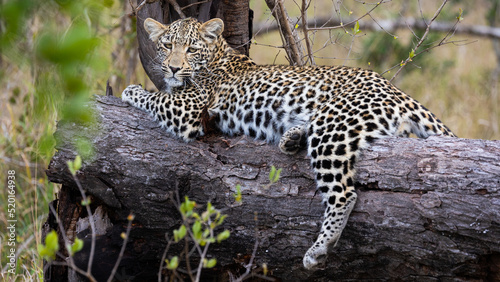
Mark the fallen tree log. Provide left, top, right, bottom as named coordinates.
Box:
left=44, top=94, right=500, bottom=281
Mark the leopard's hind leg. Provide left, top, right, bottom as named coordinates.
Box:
left=302, top=98, right=371, bottom=269
left=302, top=84, right=456, bottom=269
left=302, top=88, right=393, bottom=269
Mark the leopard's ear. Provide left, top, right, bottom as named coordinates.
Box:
left=144, top=18, right=167, bottom=43
left=199, top=18, right=224, bottom=44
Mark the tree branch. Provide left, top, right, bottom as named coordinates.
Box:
left=300, top=0, right=314, bottom=65
left=264, top=0, right=304, bottom=66
left=254, top=17, right=500, bottom=40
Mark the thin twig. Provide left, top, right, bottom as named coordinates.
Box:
left=48, top=204, right=97, bottom=282
left=306, top=2, right=384, bottom=31
left=167, top=0, right=187, bottom=19
left=71, top=173, right=97, bottom=278
left=343, top=32, right=357, bottom=66
left=184, top=234, right=195, bottom=281
left=381, top=39, right=472, bottom=76
left=194, top=227, right=212, bottom=282
left=254, top=17, right=500, bottom=40
left=301, top=0, right=315, bottom=65
left=107, top=215, right=134, bottom=282
left=389, top=0, right=449, bottom=81
left=158, top=235, right=173, bottom=282
left=180, top=0, right=210, bottom=11
left=233, top=238, right=260, bottom=282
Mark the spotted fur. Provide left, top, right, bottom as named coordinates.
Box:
left=122, top=17, right=456, bottom=269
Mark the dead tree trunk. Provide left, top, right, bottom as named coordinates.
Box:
left=43, top=95, right=500, bottom=281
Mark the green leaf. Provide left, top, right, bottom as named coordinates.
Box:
left=203, top=228, right=211, bottom=238
left=166, top=256, right=179, bottom=270
left=273, top=168, right=282, bottom=183
left=68, top=238, right=84, bottom=256
left=173, top=225, right=186, bottom=242
left=73, top=155, right=82, bottom=171
left=180, top=196, right=196, bottom=217
left=81, top=198, right=91, bottom=206
left=202, top=202, right=215, bottom=221
left=269, top=166, right=276, bottom=182
left=269, top=166, right=282, bottom=184
left=351, top=21, right=361, bottom=35
left=45, top=230, right=59, bottom=251
left=217, top=214, right=227, bottom=226
left=409, top=49, right=415, bottom=59
left=74, top=137, right=94, bottom=160
left=206, top=202, right=214, bottom=213
left=38, top=230, right=59, bottom=261
left=103, top=0, right=114, bottom=8
left=66, top=155, right=82, bottom=176
left=66, top=160, right=75, bottom=176
left=457, top=8, right=464, bottom=21
left=233, top=184, right=242, bottom=202
left=203, top=258, right=217, bottom=268
left=192, top=221, right=202, bottom=240
left=216, top=230, right=230, bottom=243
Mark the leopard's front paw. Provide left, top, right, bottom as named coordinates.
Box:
left=303, top=243, right=328, bottom=270
left=121, top=84, right=144, bottom=104
left=279, top=125, right=307, bottom=155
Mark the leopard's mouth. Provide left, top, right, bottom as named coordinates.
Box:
left=164, top=76, right=184, bottom=88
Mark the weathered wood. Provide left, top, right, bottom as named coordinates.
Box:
left=44, top=95, right=500, bottom=281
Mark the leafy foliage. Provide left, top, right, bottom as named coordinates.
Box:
left=37, top=230, right=59, bottom=261
left=163, top=196, right=231, bottom=280
left=0, top=0, right=115, bottom=278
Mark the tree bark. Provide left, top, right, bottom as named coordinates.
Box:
left=136, top=0, right=251, bottom=91
left=264, top=0, right=304, bottom=66
left=43, top=95, right=500, bottom=281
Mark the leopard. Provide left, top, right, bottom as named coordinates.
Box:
left=121, top=17, right=456, bottom=270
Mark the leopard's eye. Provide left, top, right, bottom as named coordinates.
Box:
left=163, top=43, right=173, bottom=49
left=187, top=47, right=198, bottom=53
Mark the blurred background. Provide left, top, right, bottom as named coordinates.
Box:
left=0, top=0, right=498, bottom=279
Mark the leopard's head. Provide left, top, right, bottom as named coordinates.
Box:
left=144, top=17, right=224, bottom=90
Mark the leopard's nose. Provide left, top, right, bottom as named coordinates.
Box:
left=169, top=66, right=181, bottom=74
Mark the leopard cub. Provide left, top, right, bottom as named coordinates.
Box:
left=122, top=17, right=455, bottom=269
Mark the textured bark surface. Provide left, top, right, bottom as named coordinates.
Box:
left=44, top=95, right=500, bottom=281
left=219, top=0, right=251, bottom=56
left=136, top=0, right=167, bottom=91
left=136, top=0, right=251, bottom=91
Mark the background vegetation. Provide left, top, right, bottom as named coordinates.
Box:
left=0, top=0, right=498, bottom=280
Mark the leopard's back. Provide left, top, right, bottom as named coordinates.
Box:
left=207, top=63, right=454, bottom=144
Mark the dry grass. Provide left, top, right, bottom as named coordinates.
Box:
left=1, top=62, right=54, bottom=280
